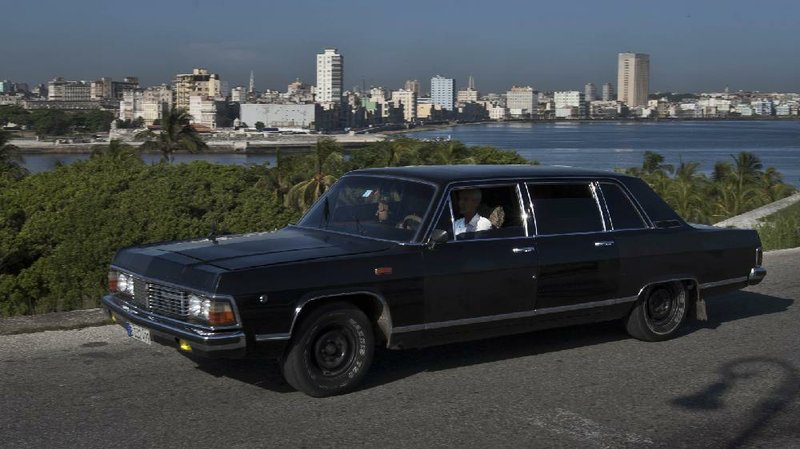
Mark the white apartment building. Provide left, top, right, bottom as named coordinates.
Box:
left=584, top=83, right=597, bottom=102
left=776, top=103, right=798, bottom=116
left=506, top=86, right=538, bottom=118
left=48, top=78, right=92, bottom=102
left=189, top=95, right=219, bottom=129
left=316, top=48, right=343, bottom=105
left=431, top=75, right=455, bottom=111
left=119, top=90, right=144, bottom=122
left=554, top=91, right=586, bottom=118
left=617, top=53, right=649, bottom=107
left=489, top=105, right=508, bottom=120
left=391, top=89, right=417, bottom=122
left=457, top=88, right=479, bottom=104
left=142, top=85, right=172, bottom=125
left=240, top=103, right=318, bottom=129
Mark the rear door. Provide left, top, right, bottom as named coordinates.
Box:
left=527, top=181, right=620, bottom=309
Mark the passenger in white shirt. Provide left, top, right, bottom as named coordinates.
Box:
left=453, top=189, right=492, bottom=236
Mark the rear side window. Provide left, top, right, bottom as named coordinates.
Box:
left=600, top=183, right=647, bottom=230
left=528, top=183, right=604, bottom=235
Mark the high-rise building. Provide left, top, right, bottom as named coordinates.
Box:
left=617, top=53, right=649, bottom=107
left=404, top=80, right=420, bottom=96
left=506, top=86, right=538, bottom=117
left=174, top=68, right=221, bottom=110
left=602, top=82, right=614, bottom=101
left=584, top=83, right=597, bottom=102
left=390, top=89, right=417, bottom=122
left=431, top=75, right=455, bottom=111
left=316, top=48, right=343, bottom=105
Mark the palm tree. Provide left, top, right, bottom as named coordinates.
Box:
left=386, top=138, right=419, bottom=167
left=255, top=148, right=293, bottom=204
left=137, top=106, right=207, bottom=163
left=666, top=161, right=709, bottom=223
left=641, top=151, right=674, bottom=176
left=0, top=130, right=28, bottom=179
left=90, top=139, right=141, bottom=163
left=758, top=167, right=796, bottom=202
left=730, top=152, right=763, bottom=194
left=285, top=138, right=342, bottom=210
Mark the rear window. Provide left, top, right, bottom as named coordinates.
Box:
left=528, top=183, right=604, bottom=235
left=600, top=183, right=647, bottom=230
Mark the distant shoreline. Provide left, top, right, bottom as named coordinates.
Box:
left=11, top=116, right=800, bottom=154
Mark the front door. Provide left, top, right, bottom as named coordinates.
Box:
left=423, top=183, right=537, bottom=326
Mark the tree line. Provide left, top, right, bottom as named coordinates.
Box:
left=0, top=105, right=115, bottom=136
left=0, top=108, right=796, bottom=316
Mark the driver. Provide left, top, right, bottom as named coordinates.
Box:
left=453, top=189, right=492, bottom=235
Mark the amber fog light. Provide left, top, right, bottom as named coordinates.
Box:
left=208, top=301, right=236, bottom=326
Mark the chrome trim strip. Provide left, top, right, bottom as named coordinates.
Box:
left=700, top=276, right=748, bottom=289
left=254, top=333, right=291, bottom=342
left=392, top=295, right=638, bottom=334
left=589, top=182, right=608, bottom=232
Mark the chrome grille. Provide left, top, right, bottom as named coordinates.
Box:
left=130, top=277, right=190, bottom=319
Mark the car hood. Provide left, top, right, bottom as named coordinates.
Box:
left=112, top=227, right=394, bottom=290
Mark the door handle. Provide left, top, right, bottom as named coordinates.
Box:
left=594, top=240, right=615, bottom=247
left=512, top=247, right=536, bottom=254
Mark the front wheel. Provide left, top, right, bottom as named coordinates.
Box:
left=281, top=302, right=374, bottom=397
left=625, top=281, right=689, bottom=342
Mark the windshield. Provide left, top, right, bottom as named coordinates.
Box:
left=298, top=175, right=436, bottom=242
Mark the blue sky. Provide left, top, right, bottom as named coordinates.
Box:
left=2, top=0, right=798, bottom=93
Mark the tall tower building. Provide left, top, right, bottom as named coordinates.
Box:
left=431, top=75, right=456, bottom=111
left=602, top=82, right=614, bottom=101
left=316, top=48, right=343, bottom=104
left=248, top=70, right=255, bottom=94
left=617, top=52, right=649, bottom=107
left=404, top=80, right=420, bottom=96
left=584, top=83, right=597, bottom=102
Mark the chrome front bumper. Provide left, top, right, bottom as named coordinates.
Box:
left=102, top=294, right=247, bottom=356
left=748, top=266, right=767, bottom=286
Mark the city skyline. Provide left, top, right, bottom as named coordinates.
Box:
left=1, top=0, right=798, bottom=93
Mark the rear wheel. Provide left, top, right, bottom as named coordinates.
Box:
left=281, top=302, right=374, bottom=397
left=626, top=282, right=688, bottom=342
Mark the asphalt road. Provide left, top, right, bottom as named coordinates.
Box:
left=2, top=249, right=799, bottom=449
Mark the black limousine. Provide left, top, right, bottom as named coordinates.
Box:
left=103, top=165, right=766, bottom=396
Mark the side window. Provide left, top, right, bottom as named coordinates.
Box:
left=431, top=202, right=455, bottom=242
left=528, top=183, right=604, bottom=235
left=600, top=183, right=647, bottom=230
left=451, top=185, right=525, bottom=240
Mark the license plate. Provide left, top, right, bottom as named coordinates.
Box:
left=127, top=323, right=152, bottom=345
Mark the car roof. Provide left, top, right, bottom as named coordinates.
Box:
left=348, top=165, right=633, bottom=186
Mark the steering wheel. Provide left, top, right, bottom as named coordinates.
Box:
left=397, top=214, right=423, bottom=230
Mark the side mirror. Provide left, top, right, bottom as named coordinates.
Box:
left=427, top=229, right=449, bottom=249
